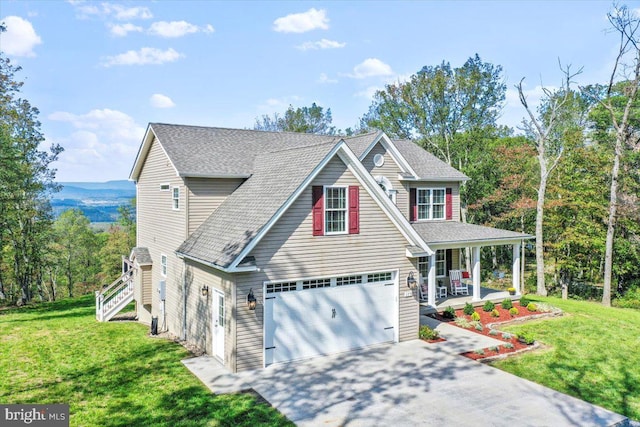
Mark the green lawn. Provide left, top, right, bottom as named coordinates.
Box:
left=492, top=297, right=640, bottom=421
left=0, top=295, right=293, bottom=427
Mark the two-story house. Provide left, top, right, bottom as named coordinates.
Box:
left=97, top=123, right=530, bottom=373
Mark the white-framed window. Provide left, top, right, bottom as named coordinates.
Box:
left=172, top=187, right=180, bottom=210
left=417, top=188, right=445, bottom=220
left=436, top=250, right=446, bottom=277
left=161, top=254, right=167, bottom=277
left=325, top=186, right=347, bottom=234
left=160, top=183, right=170, bottom=191
left=418, top=250, right=447, bottom=279
left=375, top=176, right=397, bottom=204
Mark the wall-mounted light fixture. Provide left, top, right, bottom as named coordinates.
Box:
left=201, top=285, right=209, bottom=297
left=407, top=272, right=417, bottom=289
left=247, top=288, right=257, bottom=310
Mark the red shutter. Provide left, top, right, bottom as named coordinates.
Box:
left=446, top=187, right=452, bottom=220
left=348, top=186, right=359, bottom=234
left=312, top=186, right=324, bottom=236
left=409, top=188, right=417, bottom=222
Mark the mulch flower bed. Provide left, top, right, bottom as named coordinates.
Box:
left=429, top=302, right=553, bottom=361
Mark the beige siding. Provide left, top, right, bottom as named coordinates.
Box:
left=362, top=143, right=409, bottom=216
left=186, top=178, right=244, bottom=234
left=136, top=137, right=187, bottom=336
left=141, top=265, right=152, bottom=305
left=235, top=156, right=418, bottom=372
left=183, top=260, right=235, bottom=365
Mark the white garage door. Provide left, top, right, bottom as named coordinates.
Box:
left=264, top=272, right=397, bottom=366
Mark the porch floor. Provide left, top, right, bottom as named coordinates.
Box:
left=420, top=285, right=518, bottom=314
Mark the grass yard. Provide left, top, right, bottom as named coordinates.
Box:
left=491, top=297, right=640, bottom=421
left=0, top=295, right=293, bottom=427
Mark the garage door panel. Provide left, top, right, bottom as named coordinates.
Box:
left=265, top=279, right=396, bottom=365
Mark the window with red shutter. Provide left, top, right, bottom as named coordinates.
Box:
left=409, top=188, right=417, bottom=222
left=348, top=186, right=359, bottom=234
left=312, top=186, right=324, bottom=236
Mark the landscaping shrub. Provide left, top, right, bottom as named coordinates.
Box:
left=501, top=299, right=513, bottom=310
left=527, top=303, right=538, bottom=312
left=454, top=316, right=472, bottom=328
left=503, top=342, right=514, bottom=349
left=489, top=346, right=499, bottom=352
left=442, top=306, right=456, bottom=319
left=613, top=286, right=640, bottom=310
left=509, top=307, right=519, bottom=316
left=474, top=349, right=485, bottom=355
left=517, top=331, right=535, bottom=345
left=463, top=302, right=475, bottom=315
left=482, top=300, right=495, bottom=312
left=474, top=322, right=483, bottom=331
left=471, top=311, right=481, bottom=321
left=490, top=308, right=500, bottom=318
left=419, top=325, right=440, bottom=341
left=489, top=329, right=499, bottom=336
left=535, top=303, right=556, bottom=313
left=519, top=296, right=531, bottom=307
left=502, top=332, right=512, bottom=340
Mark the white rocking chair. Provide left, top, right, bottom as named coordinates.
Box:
left=449, top=270, right=470, bottom=295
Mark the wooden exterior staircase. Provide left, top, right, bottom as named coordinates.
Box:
left=96, top=258, right=135, bottom=322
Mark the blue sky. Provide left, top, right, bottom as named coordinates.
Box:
left=1, top=0, right=638, bottom=182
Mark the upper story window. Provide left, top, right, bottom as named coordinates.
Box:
left=375, top=176, right=397, bottom=204
left=172, top=187, right=180, bottom=210
left=325, top=186, right=347, bottom=234
left=312, top=185, right=359, bottom=236
left=160, top=184, right=170, bottom=191
left=161, top=254, right=167, bottom=277
left=417, top=188, right=445, bottom=220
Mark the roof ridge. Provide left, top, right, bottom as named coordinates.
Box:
left=150, top=122, right=344, bottom=138
left=261, top=138, right=341, bottom=155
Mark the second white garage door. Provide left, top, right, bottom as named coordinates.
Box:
left=264, top=272, right=397, bottom=366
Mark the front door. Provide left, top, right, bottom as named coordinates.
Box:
left=212, top=290, right=225, bottom=361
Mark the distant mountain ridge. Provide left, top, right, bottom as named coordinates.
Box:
left=52, top=180, right=136, bottom=223
left=54, top=180, right=136, bottom=199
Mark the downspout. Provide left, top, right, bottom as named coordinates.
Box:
left=182, top=264, right=187, bottom=341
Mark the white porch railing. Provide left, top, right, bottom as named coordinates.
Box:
left=96, top=258, right=135, bottom=322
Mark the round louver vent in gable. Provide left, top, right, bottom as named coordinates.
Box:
left=373, top=153, right=385, bottom=167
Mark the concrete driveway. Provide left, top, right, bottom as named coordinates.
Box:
left=183, top=340, right=627, bottom=426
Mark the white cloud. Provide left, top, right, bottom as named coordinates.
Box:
left=105, top=4, right=152, bottom=20
left=150, top=94, right=175, bottom=108
left=48, top=108, right=145, bottom=181
left=258, top=95, right=301, bottom=112
left=0, top=16, right=42, bottom=57
left=101, top=47, right=183, bottom=67
left=355, top=86, right=383, bottom=99
left=297, top=38, right=345, bottom=51
left=108, top=23, right=143, bottom=37
left=148, top=20, right=214, bottom=38
left=349, top=58, right=394, bottom=79
left=318, top=73, right=338, bottom=84
left=273, top=8, right=328, bottom=33
left=70, top=1, right=152, bottom=20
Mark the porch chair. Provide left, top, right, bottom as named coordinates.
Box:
left=418, top=282, right=428, bottom=302
left=449, top=270, right=470, bottom=296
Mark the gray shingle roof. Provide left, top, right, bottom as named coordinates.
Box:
left=150, top=123, right=378, bottom=177
left=176, top=140, right=339, bottom=268
left=393, top=140, right=469, bottom=181
left=131, top=247, right=152, bottom=265
left=412, top=221, right=532, bottom=245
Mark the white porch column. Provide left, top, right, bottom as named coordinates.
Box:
left=428, top=253, right=436, bottom=307
left=513, top=242, right=522, bottom=295
left=472, top=246, right=481, bottom=301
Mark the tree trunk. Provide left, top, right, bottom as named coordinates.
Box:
left=602, top=135, right=622, bottom=307
left=536, top=173, right=548, bottom=296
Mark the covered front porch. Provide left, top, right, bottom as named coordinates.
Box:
left=409, top=221, right=533, bottom=311
left=420, top=285, right=515, bottom=314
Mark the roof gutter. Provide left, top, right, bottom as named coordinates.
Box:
left=175, top=251, right=259, bottom=273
